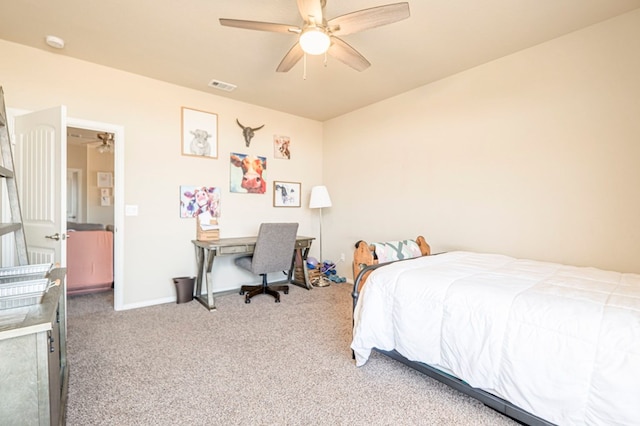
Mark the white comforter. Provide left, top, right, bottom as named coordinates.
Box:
left=351, top=252, right=640, bottom=425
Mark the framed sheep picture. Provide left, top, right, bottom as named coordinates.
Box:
left=181, top=107, right=218, bottom=158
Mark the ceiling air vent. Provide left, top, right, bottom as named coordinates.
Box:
left=208, top=79, right=237, bottom=92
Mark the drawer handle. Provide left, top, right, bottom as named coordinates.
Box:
left=48, top=331, right=55, bottom=353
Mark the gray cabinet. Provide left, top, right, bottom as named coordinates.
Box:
left=0, top=268, right=68, bottom=425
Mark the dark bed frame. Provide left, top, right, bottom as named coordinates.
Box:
left=352, top=261, right=555, bottom=426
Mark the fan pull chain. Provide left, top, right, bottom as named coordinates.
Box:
left=303, top=53, right=307, bottom=80
left=324, top=52, right=328, bottom=67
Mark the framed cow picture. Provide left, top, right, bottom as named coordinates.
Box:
left=181, top=107, right=218, bottom=159
left=273, top=181, right=301, bottom=207
left=179, top=185, right=221, bottom=218
left=274, top=135, right=291, bottom=159
left=229, top=152, right=267, bottom=194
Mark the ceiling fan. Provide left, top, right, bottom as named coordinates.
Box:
left=68, top=130, right=115, bottom=154
left=219, top=0, right=410, bottom=72
left=94, top=132, right=115, bottom=154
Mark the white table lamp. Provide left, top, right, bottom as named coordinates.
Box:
left=309, top=185, right=332, bottom=263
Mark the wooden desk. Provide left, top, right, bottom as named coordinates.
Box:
left=192, top=236, right=315, bottom=311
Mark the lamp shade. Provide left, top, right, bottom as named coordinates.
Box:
left=309, top=185, right=332, bottom=209
left=299, top=27, right=331, bottom=55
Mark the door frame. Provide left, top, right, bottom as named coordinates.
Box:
left=67, top=117, right=125, bottom=311
left=5, top=109, right=125, bottom=311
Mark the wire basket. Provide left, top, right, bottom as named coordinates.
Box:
left=0, top=263, right=52, bottom=277
left=0, top=263, right=53, bottom=310
left=0, top=292, right=45, bottom=310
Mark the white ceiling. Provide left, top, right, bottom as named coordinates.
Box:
left=1, top=0, right=639, bottom=121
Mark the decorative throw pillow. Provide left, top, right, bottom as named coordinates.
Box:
left=372, top=240, right=422, bottom=263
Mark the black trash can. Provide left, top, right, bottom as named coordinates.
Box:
left=173, top=276, right=195, bottom=304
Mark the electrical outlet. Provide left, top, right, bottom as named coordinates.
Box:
left=340, top=253, right=346, bottom=262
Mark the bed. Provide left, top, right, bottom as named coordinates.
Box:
left=351, top=240, right=640, bottom=426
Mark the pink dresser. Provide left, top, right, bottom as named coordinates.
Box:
left=66, top=230, right=113, bottom=295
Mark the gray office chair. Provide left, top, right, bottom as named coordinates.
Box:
left=235, top=222, right=299, bottom=303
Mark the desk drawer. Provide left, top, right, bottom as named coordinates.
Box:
left=219, top=245, right=252, bottom=255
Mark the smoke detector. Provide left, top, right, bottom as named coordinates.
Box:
left=45, top=35, right=65, bottom=49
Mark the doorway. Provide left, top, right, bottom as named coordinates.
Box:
left=66, top=127, right=115, bottom=226
left=66, top=118, right=124, bottom=311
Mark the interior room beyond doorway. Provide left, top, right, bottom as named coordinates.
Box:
left=66, top=126, right=116, bottom=302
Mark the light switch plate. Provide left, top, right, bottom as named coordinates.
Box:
left=125, top=205, right=139, bottom=216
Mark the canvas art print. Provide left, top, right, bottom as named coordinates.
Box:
left=273, top=181, right=301, bottom=207
left=181, top=107, right=218, bottom=158
left=230, top=153, right=267, bottom=194
left=180, top=186, right=221, bottom=218
left=274, top=135, right=291, bottom=159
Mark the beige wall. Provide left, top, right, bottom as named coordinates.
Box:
left=0, top=39, right=324, bottom=307
left=86, top=146, right=114, bottom=225
left=67, top=143, right=115, bottom=224
left=2, top=8, right=639, bottom=308
left=324, top=9, right=640, bottom=277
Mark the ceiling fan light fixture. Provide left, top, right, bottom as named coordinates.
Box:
left=97, top=142, right=114, bottom=154
left=96, top=132, right=115, bottom=154
left=299, top=27, right=330, bottom=55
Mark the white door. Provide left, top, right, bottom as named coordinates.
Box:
left=14, top=106, right=67, bottom=266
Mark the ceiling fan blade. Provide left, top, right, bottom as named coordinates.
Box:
left=219, top=18, right=299, bottom=34
left=296, top=0, right=325, bottom=25
left=328, top=37, right=371, bottom=72
left=329, top=2, right=410, bottom=36
left=75, top=139, right=102, bottom=146
left=276, top=42, right=304, bottom=72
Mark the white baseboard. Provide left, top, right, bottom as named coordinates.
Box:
left=116, top=296, right=175, bottom=311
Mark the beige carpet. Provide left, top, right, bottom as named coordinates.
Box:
left=65, top=282, right=516, bottom=425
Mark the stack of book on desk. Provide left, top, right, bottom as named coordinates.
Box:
left=196, top=213, right=219, bottom=242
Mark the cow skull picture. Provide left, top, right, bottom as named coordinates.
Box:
left=236, top=119, right=264, bottom=147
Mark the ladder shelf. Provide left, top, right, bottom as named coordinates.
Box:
left=0, top=86, right=29, bottom=264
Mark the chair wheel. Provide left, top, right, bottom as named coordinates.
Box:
left=245, top=298, right=251, bottom=304
left=284, top=289, right=289, bottom=294
left=239, top=290, right=245, bottom=295
left=275, top=298, right=280, bottom=303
